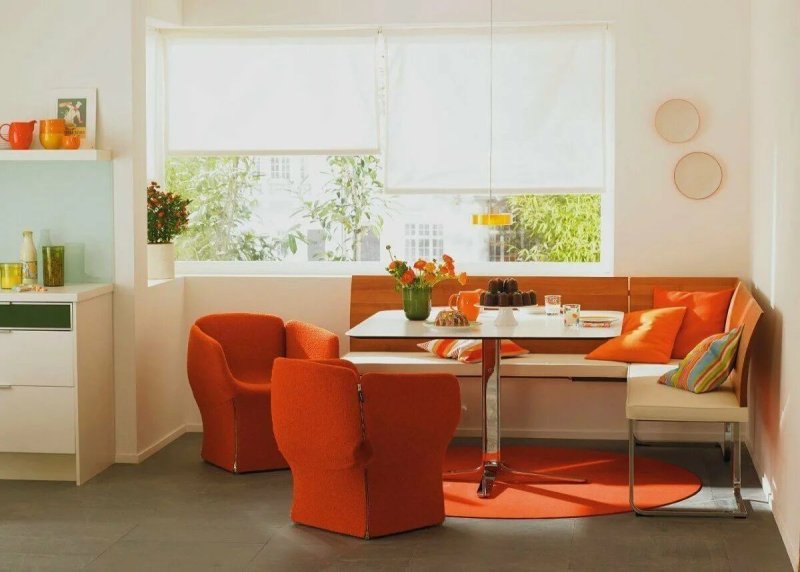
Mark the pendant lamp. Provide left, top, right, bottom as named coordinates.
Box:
left=472, top=0, right=512, bottom=226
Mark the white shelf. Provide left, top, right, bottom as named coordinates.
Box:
left=0, top=149, right=111, bottom=161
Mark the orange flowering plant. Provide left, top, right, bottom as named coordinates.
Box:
left=147, top=181, right=190, bottom=244
left=385, top=245, right=467, bottom=290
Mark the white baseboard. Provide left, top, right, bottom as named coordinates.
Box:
left=185, top=423, right=203, bottom=433
left=115, top=425, right=187, bottom=464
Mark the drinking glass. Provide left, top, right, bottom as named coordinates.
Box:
left=0, top=262, right=23, bottom=289
left=544, top=294, right=562, bottom=316
left=42, top=246, right=65, bottom=287
left=563, top=303, right=581, bottom=327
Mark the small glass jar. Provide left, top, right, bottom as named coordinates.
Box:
left=544, top=294, right=562, bottom=316
left=42, top=246, right=65, bottom=287
left=0, top=262, right=24, bottom=289
left=563, top=303, right=581, bottom=327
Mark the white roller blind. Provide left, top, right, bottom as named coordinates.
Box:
left=385, top=31, right=491, bottom=193
left=165, top=33, right=379, bottom=154
left=492, top=26, right=606, bottom=192
left=386, top=25, right=607, bottom=193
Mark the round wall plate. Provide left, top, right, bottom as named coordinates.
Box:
left=674, top=151, right=723, bottom=200
left=655, top=99, right=701, bottom=143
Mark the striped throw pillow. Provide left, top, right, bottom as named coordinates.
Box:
left=658, top=327, right=742, bottom=393
left=417, top=339, right=528, bottom=364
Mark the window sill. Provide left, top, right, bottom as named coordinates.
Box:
left=147, top=277, right=184, bottom=288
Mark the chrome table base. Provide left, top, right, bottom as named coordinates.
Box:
left=446, top=338, right=588, bottom=498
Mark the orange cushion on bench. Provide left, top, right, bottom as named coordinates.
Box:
left=653, top=287, right=734, bottom=359
left=586, top=307, right=686, bottom=364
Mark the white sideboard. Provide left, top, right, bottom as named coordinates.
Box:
left=0, top=284, right=114, bottom=485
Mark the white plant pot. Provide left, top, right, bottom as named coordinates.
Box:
left=147, top=243, right=175, bottom=280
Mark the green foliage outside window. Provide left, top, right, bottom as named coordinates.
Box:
left=166, top=156, right=302, bottom=261
left=293, top=155, right=390, bottom=261
left=164, top=154, right=602, bottom=264
left=504, top=194, right=601, bottom=263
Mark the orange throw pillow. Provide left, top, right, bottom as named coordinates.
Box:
left=653, top=287, right=734, bottom=359
left=586, top=307, right=686, bottom=364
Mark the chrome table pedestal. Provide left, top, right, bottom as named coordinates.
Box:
left=447, top=338, right=587, bottom=498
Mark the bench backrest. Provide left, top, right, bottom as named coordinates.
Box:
left=350, top=275, right=628, bottom=353
left=725, top=282, right=764, bottom=407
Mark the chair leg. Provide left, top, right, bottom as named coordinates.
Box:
left=629, top=419, right=747, bottom=518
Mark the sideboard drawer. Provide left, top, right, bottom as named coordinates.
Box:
left=0, top=303, right=71, bottom=330
left=0, top=386, right=75, bottom=454
left=0, top=330, right=74, bottom=387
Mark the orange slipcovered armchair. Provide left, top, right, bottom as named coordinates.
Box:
left=187, top=313, right=340, bottom=473
left=271, top=358, right=461, bottom=539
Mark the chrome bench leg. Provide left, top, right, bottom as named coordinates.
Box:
left=629, top=419, right=747, bottom=518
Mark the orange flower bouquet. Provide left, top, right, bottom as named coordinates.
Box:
left=385, top=245, right=467, bottom=320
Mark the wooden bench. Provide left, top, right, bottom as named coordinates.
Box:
left=344, top=275, right=740, bottom=382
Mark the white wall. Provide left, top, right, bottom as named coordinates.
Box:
left=181, top=0, right=753, bottom=278
left=134, top=279, right=191, bottom=459
left=749, top=0, right=800, bottom=569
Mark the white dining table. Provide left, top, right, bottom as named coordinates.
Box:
left=346, top=307, right=623, bottom=498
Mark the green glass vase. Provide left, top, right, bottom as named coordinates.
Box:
left=402, top=286, right=432, bottom=321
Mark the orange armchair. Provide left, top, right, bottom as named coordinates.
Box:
left=271, top=358, right=461, bottom=538
left=187, top=313, right=340, bottom=473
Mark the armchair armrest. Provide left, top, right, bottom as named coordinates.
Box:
left=285, top=320, right=340, bottom=359
left=187, top=325, right=239, bottom=407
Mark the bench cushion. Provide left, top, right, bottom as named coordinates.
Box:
left=626, top=363, right=747, bottom=423
left=343, top=352, right=628, bottom=380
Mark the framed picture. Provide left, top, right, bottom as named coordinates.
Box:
left=51, top=88, right=96, bottom=149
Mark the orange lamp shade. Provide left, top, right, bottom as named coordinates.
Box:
left=471, top=212, right=513, bottom=226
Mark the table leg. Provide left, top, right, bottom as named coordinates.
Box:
left=477, top=338, right=502, bottom=497
left=477, top=338, right=587, bottom=497
left=445, top=338, right=588, bottom=497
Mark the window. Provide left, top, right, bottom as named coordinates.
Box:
left=269, top=157, right=291, bottom=181
left=404, top=223, right=444, bottom=260
left=156, top=25, right=612, bottom=273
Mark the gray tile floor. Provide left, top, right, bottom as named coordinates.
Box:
left=0, top=434, right=792, bottom=571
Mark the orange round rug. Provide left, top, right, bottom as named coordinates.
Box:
left=443, top=445, right=701, bottom=519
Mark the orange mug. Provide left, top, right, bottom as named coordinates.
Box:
left=39, top=118, right=66, bottom=150
left=448, top=289, right=482, bottom=321
left=0, top=120, right=36, bottom=150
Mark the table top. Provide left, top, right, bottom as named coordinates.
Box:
left=346, top=308, right=623, bottom=340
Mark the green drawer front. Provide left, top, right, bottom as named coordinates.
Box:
left=0, top=303, right=72, bottom=330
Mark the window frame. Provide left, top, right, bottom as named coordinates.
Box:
left=152, top=24, right=615, bottom=278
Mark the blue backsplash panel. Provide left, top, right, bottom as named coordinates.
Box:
left=0, top=161, right=114, bottom=283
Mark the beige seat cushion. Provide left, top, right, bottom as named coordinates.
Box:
left=626, top=365, right=747, bottom=423
left=342, top=352, right=628, bottom=379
